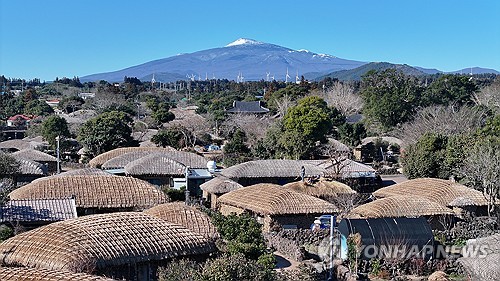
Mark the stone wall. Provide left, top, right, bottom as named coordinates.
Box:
left=265, top=229, right=330, bottom=261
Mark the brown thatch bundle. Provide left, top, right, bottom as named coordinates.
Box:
left=373, top=178, right=488, bottom=207
left=17, top=159, right=46, bottom=175
left=0, top=212, right=215, bottom=273
left=428, top=271, right=449, bottom=281
left=348, top=195, right=454, bottom=219
left=144, top=202, right=219, bottom=239
left=9, top=175, right=169, bottom=209
left=220, top=160, right=327, bottom=179
left=283, top=178, right=355, bottom=199
left=0, top=267, right=116, bottom=281
left=88, top=147, right=176, bottom=168
left=200, top=176, right=243, bottom=194
left=101, top=151, right=159, bottom=169
left=125, top=153, right=186, bottom=176
left=12, top=148, right=57, bottom=162
left=218, top=183, right=338, bottom=215
left=56, top=167, right=112, bottom=177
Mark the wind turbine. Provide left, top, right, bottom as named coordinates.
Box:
left=151, top=74, right=156, bottom=88
left=295, top=70, right=300, bottom=84
left=266, top=72, right=270, bottom=82
left=285, top=68, right=291, bottom=83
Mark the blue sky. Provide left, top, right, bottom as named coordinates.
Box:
left=1, top=0, right=499, bottom=81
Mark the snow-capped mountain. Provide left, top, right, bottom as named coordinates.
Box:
left=80, top=38, right=366, bottom=82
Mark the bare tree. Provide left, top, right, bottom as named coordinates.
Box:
left=459, top=140, right=500, bottom=217
left=274, top=93, right=295, bottom=118
left=397, top=105, right=488, bottom=146
left=473, top=80, right=500, bottom=114
left=224, top=113, right=274, bottom=146
left=322, top=81, right=363, bottom=116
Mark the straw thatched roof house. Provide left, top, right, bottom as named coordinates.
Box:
left=373, top=178, right=488, bottom=216
left=56, top=167, right=112, bottom=177
left=9, top=175, right=169, bottom=215
left=218, top=183, right=338, bottom=231
left=0, top=212, right=215, bottom=280
left=348, top=195, right=454, bottom=229
left=349, top=196, right=454, bottom=218
left=12, top=149, right=57, bottom=173
left=101, top=151, right=159, bottom=170
left=0, top=139, right=44, bottom=152
left=0, top=267, right=116, bottom=281
left=458, top=234, right=500, bottom=281
left=144, top=202, right=219, bottom=239
left=0, top=198, right=77, bottom=229
left=88, top=147, right=176, bottom=168
left=220, top=159, right=327, bottom=186
left=283, top=178, right=355, bottom=201
left=13, top=158, right=47, bottom=186
left=200, top=176, right=243, bottom=209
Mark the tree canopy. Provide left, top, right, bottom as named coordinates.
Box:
left=77, top=111, right=137, bottom=158
left=41, top=115, right=71, bottom=149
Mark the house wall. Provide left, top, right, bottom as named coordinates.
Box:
left=219, top=204, right=245, bottom=216
left=270, top=214, right=323, bottom=231
left=237, top=177, right=297, bottom=187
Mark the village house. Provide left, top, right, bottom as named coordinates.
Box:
left=9, top=175, right=169, bottom=215
left=373, top=178, right=489, bottom=218
left=0, top=212, right=215, bottom=280
left=12, top=148, right=58, bottom=174
left=6, top=114, right=32, bottom=127
left=217, top=183, right=338, bottom=232
left=200, top=176, right=243, bottom=209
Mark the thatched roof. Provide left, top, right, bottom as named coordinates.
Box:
left=9, top=175, right=169, bottom=209
left=348, top=195, right=454, bottom=219
left=0, top=267, right=116, bottom=281
left=125, top=153, right=187, bottom=176
left=218, top=183, right=338, bottom=215
left=306, top=159, right=376, bottom=177
left=0, top=212, right=215, bottom=272
left=283, top=179, right=356, bottom=199
left=458, top=234, right=500, bottom=281
left=101, top=151, right=159, bottom=169
left=373, top=178, right=488, bottom=207
left=0, top=139, right=42, bottom=151
left=88, top=147, right=176, bottom=168
left=17, top=159, right=46, bottom=175
left=326, top=138, right=351, bottom=153
left=144, top=202, right=219, bottom=239
left=123, top=151, right=208, bottom=175
left=200, top=176, right=243, bottom=194
left=12, top=149, right=57, bottom=162
left=1, top=198, right=77, bottom=223
left=220, top=160, right=327, bottom=179
left=361, top=136, right=403, bottom=146
left=56, top=168, right=112, bottom=177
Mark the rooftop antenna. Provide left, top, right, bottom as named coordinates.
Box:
left=266, top=72, right=270, bottom=82
left=285, top=68, right=291, bottom=83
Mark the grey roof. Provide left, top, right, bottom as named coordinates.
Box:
left=102, top=151, right=159, bottom=169
left=0, top=139, right=43, bottom=151
left=0, top=198, right=77, bottom=223
left=305, top=159, right=376, bottom=176
left=125, top=153, right=187, bottom=176
left=12, top=149, right=57, bottom=162
left=200, top=176, right=243, bottom=194
left=17, top=159, right=47, bottom=175
left=56, top=167, right=112, bottom=177
left=226, top=101, right=270, bottom=113
left=220, top=159, right=327, bottom=179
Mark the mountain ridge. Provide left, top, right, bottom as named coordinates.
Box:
left=80, top=38, right=498, bottom=82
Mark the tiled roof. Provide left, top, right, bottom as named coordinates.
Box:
left=226, top=101, right=269, bottom=113
left=0, top=198, right=77, bottom=222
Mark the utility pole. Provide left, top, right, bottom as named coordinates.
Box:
left=56, top=136, right=61, bottom=174
left=184, top=166, right=190, bottom=205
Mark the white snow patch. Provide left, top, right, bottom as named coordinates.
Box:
left=225, top=38, right=263, bottom=47
left=297, top=49, right=310, bottom=53
left=314, top=53, right=336, bottom=59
